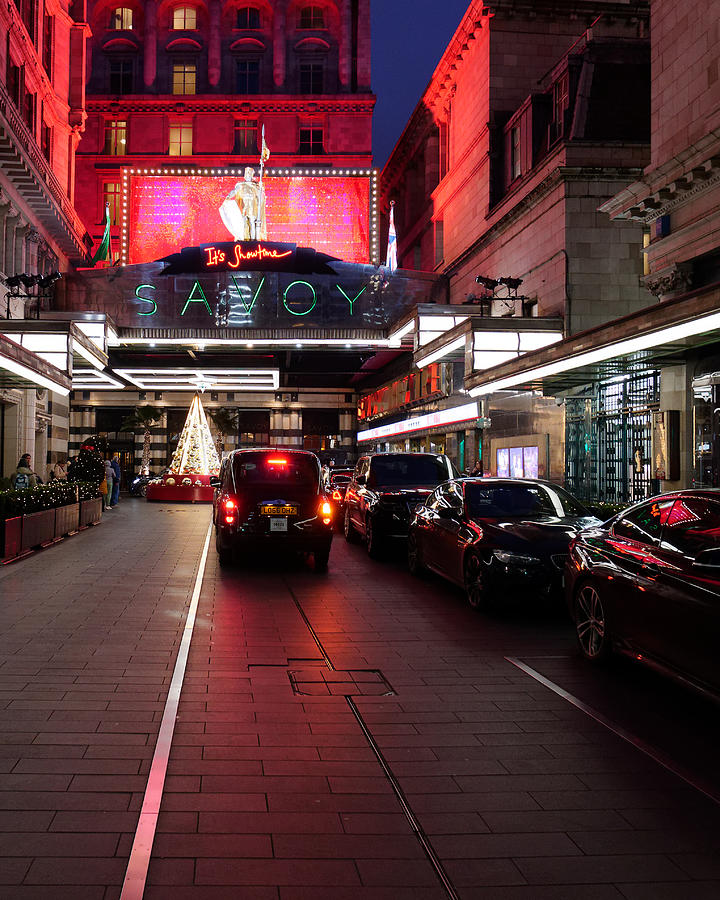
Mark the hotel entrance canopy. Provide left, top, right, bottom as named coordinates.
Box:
left=466, top=283, right=720, bottom=397
left=0, top=333, right=71, bottom=395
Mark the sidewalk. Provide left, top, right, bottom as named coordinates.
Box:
left=1, top=501, right=719, bottom=898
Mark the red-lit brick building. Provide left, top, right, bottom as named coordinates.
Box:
left=75, top=0, right=374, bottom=257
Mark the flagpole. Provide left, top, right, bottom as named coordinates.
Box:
left=255, top=125, right=265, bottom=238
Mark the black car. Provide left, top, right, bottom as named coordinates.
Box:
left=408, top=477, right=600, bottom=611
left=344, top=452, right=457, bottom=557
left=327, top=468, right=354, bottom=520
left=128, top=472, right=155, bottom=497
left=212, top=448, right=334, bottom=571
left=566, top=490, right=720, bottom=698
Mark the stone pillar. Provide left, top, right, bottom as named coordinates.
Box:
left=356, top=0, right=371, bottom=90
left=4, top=206, right=20, bottom=279
left=273, top=4, right=286, bottom=88
left=143, top=0, right=157, bottom=87
left=14, top=222, right=31, bottom=277
left=338, top=0, right=351, bottom=88
left=208, top=0, right=221, bottom=87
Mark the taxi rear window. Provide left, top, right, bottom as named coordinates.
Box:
left=233, top=453, right=319, bottom=485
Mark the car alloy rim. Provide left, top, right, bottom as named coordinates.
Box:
left=576, top=584, right=605, bottom=658
left=465, top=554, right=484, bottom=608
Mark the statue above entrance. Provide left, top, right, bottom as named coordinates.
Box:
left=219, top=167, right=267, bottom=242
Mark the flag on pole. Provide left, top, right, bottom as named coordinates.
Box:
left=385, top=200, right=397, bottom=273
left=91, top=203, right=111, bottom=265
left=260, top=124, right=270, bottom=162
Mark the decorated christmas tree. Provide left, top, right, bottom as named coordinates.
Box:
left=68, top=436, right=105, bottom=487
left=169, top=393, right=221, bottom=475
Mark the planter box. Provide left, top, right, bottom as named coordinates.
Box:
left=80, top=497, right=103, bottom=527
left=54, top=502, right=80, bottom=539
left=21, top=509, right=56, bottom=551
left=1, top=516, right=22, bottom=562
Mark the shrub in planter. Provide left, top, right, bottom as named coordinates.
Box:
left=0, top=481, right=98, bottom=521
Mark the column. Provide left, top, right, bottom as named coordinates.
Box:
left=273, top=3, right=286, bottom=88
left=208, top=0, right=221, bottom=87
left=143, top=0, right=157, bottom=87
left=338, top=0, right=351, bottom=88
left=356, top=0, right=371, bottom=90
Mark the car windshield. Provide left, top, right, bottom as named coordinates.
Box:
left=232, top=453, right=319, bottom=486
left=369, top=455, right=448, bottom=488
left=465, top=482, right=587, bottom=518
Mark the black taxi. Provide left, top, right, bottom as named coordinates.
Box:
left=212, top=448, right=333, bottom=571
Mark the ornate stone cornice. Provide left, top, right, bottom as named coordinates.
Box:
left=643, top=263, right=693, bottom=299
left=86, top=96, right=376, bottom=116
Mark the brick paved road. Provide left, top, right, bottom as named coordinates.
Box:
left=1, top=501, right=719, bottom=899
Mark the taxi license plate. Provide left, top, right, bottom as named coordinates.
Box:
left=261, top=505, right=297, bottom=515
left=269, top=517, right=287, bottom=532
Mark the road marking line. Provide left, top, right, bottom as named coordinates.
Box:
left=506, top=656, right=720, bottom=807
left=120, top=521, right=213, bottom=900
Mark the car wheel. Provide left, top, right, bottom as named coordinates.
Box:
left=574, top=582, right=612, bottom=662
left=407, top=532, right=425, bottom=577
left=140, top=483, right=148, bottom=498
left=215, top=529, right=232, bottom=567
left=464, top=553, right=490, bottom=611
left=365, top=515, right=383, bottom=559
left=314, top=546, right=330, bottom=573
left=344, top=506, right=359, bottom=543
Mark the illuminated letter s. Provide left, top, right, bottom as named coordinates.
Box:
left=135, top=284, right=157, bottom=316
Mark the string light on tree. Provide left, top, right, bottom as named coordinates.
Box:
left=169, top=393, right=221, bottom=475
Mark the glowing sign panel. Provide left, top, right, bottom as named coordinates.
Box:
left=125, top=173, right=371, bottom=265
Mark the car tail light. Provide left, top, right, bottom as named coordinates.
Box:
left=320, top=500, right=332, bottom=524
left=223, top=497, right=236, bottom=525
left=267, top=457, right=287, bottom=466
left=332, top=489, right=342, bottom=500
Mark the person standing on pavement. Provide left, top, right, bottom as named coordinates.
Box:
left=103, top=457, right=114, bottom=510
left=110, top=453, right=122, bottom=507
left=51, top=458, right=68, bottom=481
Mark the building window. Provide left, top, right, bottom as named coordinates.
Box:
left=104, top=119, right=127, bottom=155
left=42, top=13, right=53, bottom=74
left=510, top=124, right=521, bottom=181
left=103, top=181, right=122, bottom=226
left=41, top=121, right=52, bottom=162
left=237, top=6, right=260, bottom=29
left=552, top=72, right=569, bottom=141
left=23, top=90, right=35, bottom=131
left=299, top=61, right=323, bottom=94
left=169, top=121, right=193, bottom=155
left=298, top=125, right=323, bottom=154
left=172, top=61, right=196, bottom=94
left=434, top=219, right=444, bottom=267
left=172, top=5, right=197, bottom=30
left=236, top=59, right=260, bottom=94
left=109, top=60, right=133, bottom=94
left=299, top=5, right=325, bottom=28
left=110, top=7, right=133, bottom=30
left=233, top=118, right=258, bottom=154
left=7, top=63, right=22, bottom=108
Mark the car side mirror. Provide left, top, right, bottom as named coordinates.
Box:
left=209, top=476, right=221, bottom=487
left=356, top=474, right=367, bottom=485
left=692, top=548, right=720, bottom=568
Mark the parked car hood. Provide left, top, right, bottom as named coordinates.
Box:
left=479, top=515, right=601, bottom=551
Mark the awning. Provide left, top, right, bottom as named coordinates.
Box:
left=0, top=334, right=72, bottom=395
left=466, top=282, right=720, bottom=396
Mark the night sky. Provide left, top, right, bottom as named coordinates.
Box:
left=371, top=1, right=471, bottom=169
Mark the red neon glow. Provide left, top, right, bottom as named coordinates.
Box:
left=203, top=244, right=293, bottom=268
left=127, top=174, right=371, bottom=264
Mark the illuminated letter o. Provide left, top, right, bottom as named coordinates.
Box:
left=283, top=280, right=316, bottom=317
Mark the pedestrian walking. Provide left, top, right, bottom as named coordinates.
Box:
left=103, top=457, right=114, bottom=510
left=110, top=453, right=121, bottom=507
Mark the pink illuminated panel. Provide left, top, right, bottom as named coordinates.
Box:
left=125, top=173, right=371, bottom=264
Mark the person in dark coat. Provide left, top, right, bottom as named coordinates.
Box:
left=110, top=454, right=122, bottom=507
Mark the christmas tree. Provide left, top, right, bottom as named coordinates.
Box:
left=68, top=436, right=105, bottom=486
left=169, top=394, right=221, bottom=475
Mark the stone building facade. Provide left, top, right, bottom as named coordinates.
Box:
left=1, top=0, right=89, bottom=481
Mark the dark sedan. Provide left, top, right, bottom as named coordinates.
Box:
left=566, top=489, right=720, bottom=699
left=327, top=468, right=354, bottom=521
left=408, top=477, right=600, bottom=611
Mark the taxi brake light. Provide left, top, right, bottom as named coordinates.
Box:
left=267, top=457, right=287, bottom=465
left=224, top=514, right=235, bottom=524
left=224, top=498, right=236, bottom=510
left=332, top=489, right=342, bottom=500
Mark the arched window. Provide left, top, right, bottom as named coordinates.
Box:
left=172, top=5, right=197, bottom=30
left=110, top=7, right=133, bottom=30
left=299, top=6, right=325, bottom=29
left=237, top=6, right=260, bottom=29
